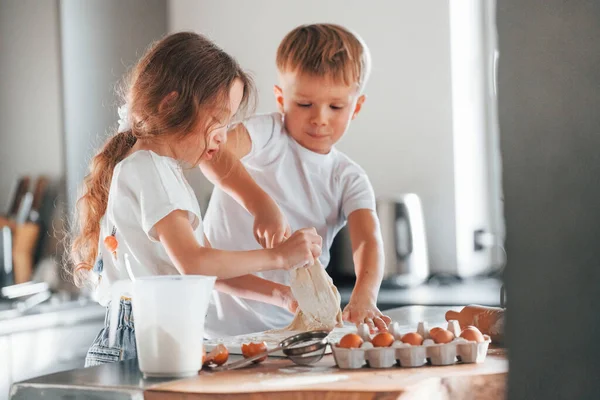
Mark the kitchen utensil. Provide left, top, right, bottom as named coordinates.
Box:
left=109, top=273, right=216, bottom=378
left=214, top=330, right=330, bottom=371
left=445, top=305, right=505, bottom=343
left=11, top=177, right=49, bottom=284
left=0, top=226, right=14, bottom=289
left=1, top=281, right=49, bottom=299
left=12, top=222, right=39, bottom=284
left=28, top=176, right=48, bottom=223
left=14, top=192, right=33, bottom=226
left=377, top=193, right=429, bottom=287
left=6, top=177, right=30, bottom=218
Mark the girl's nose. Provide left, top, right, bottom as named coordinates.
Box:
left=215, top=130, right=226, bottom=144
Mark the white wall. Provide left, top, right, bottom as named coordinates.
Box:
left=61, top=0, right=167, bottom=210
left=168, top=0, right=458, bottom=274
left=449, top=0, right=502, bottom=276
left=0, top=0, right=63, bottom=207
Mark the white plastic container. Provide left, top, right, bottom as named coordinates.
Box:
left=109, top=275, right=216, bottom=378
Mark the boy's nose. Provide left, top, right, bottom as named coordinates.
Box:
left=311, top=109, right=328, bottom=126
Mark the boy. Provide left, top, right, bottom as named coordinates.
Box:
left=202, top=23, right=390, bottom=337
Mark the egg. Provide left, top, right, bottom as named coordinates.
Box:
left=372, top=332, right=395, bottom=347
left=460, top=326, right=485, bottom=343
left=401, top=332, right=424, bottom=346
left=429, top=327, right=444, bottom=336
left=241, top=341, right=268, bottom=363
left=339, top=333, right=364, bottom=349
left=431, top=329, right=455, bottom=344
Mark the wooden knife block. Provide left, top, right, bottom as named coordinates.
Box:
left=1, top=217, right=40, bottom=285
left=12, top=222, right=40, bottom=284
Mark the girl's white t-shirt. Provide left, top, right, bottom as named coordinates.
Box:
left=94, top=150, right=205, bottom=306
left=203, top=113, right=376, bottom=338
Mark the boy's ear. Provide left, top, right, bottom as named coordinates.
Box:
left=273, top=85, right=285, bottom=113
left=351, top=94, right=366, bottom=120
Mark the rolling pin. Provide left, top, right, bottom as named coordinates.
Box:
left=446, top=305, right=505, bottom=343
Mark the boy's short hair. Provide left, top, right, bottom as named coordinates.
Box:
left=276, top=23, right=371, bottom=92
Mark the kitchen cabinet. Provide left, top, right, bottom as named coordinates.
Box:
left=1, top=302, right=104, bottom=400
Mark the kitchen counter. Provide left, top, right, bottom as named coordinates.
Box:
left=10, top=306, right=507, bottom=400
left=340, top=277, right=503, bottom=309
left=0, top=297, right=105, bottom=336
left=0, top=296, right=105, bottom=400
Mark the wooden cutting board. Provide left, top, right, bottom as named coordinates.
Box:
left=146, top=350, right=507, bottom=399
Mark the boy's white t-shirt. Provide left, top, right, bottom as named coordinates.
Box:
left=203, top=112, right=376, bottom=338
left=94, top=150, right=205, bottom=306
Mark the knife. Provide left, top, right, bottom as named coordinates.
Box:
left=28, top=176, right=48, bottom=223
left=7, top=177, right=30, bottom=218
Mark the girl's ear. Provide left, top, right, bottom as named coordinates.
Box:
left=158, top=91, right=179, bottom=113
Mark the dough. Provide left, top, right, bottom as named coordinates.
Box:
left=274, top=259, right=343, bottom=332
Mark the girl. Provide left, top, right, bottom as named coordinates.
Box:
left=70, top=32, right=322, bottom=367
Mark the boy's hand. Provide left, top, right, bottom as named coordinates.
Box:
left=252, top=198, right=292, bottom=249
left=342, top=295, right=392, bottom=333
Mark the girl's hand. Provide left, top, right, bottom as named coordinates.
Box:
left=342, top=295, right=392, bottom=333
left=253, top=198, right=292, bottom=249
left=273, top=228, right=322, bottom=270
left=274, top=285, right=299, bottom=314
